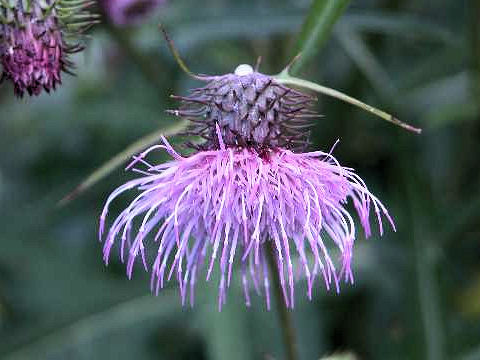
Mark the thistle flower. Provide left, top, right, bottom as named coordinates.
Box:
left=99, top=64, right=395, bottom=309
left=100, top=0, right=165, bottom=26
left=0, top=0, right=96, bottom=97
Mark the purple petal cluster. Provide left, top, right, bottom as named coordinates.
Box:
left=100, top=0, right=165, bottom=26
left=100, top=135, right=394, bottom=309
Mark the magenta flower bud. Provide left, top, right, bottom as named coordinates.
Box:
left=0, top=0, right=96, bottom=97
left=100, top=0, right=165, bottom=26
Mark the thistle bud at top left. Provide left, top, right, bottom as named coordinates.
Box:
left=0, top=0, right=98, bottom=98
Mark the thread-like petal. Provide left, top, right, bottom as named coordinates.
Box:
left=100, top=138, right=394, bottom=309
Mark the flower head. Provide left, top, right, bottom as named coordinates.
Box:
left=100, top=0, right=165, bottom=26
left=99, top=65, right=395, bottom=309
left=0, top=0, right=96, bottom=97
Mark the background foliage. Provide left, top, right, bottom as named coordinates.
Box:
left=0, top=0, right=479, bottom=359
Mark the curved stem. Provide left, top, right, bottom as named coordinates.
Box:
left=58, top=119, right=189, bottom=205
left=266, top=244, right=299, bottom=360
left=275, top=72, right=421, bottom=134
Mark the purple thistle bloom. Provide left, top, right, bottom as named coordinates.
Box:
left=99, top=133, right=395, bottom=309
left=99, top=64, right=395, bottom=309
left=100, top=0, right=165, bottom=26
left=0, top=0, right=96, bottom=97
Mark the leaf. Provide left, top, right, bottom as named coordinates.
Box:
left=58, top=120, right=189, bottom=206
left=197, top=278, right=255, bottom=360
left=335, top=27, right=398, bottom=99
left=291, top=0, right=352, bottom=74
left=320, top=354, right=357, bottom=360
left=159, top=9, right=457, bottom=56
left=2, top=292, right=180, bottom=360
left=338, top=12, right=458, bottom=45
left=170, top=12, right=303, bottom=53
left=424, top=101, right=479, bottom=129
left=405, top=175, right=446, bottom=360
left=458, top=273, right=480, bottom=317
left=458, top=345, right=480, bottom=360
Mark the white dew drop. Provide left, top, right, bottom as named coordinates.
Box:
left=234, top=64, right=254, bottom=76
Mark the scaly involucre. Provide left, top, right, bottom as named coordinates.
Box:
left=172, top=70, right=317, bottom=151
left=100, top=136, right=395, bottom=309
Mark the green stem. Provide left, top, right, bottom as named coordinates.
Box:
left=266, top=244, right=299, bottom=360
left=471, top=0, right=480, bottom=100
left=58, top=119, right=188, bottom=206
left=404, top=171, right=445, bottom=360
left=275, top=73, right=421, bottom=134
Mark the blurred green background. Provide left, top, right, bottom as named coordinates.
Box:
left=0, top=0, right=479, bottom=359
